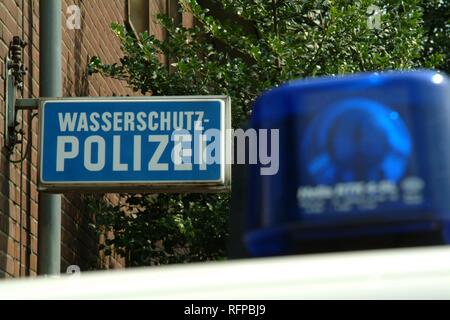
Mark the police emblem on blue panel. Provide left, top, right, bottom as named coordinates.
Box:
left=301, top=99, right=412, bottom=185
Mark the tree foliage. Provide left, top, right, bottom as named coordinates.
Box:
left=87, top=0, right=447, bottom=266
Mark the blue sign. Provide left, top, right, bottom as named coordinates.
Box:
left=39, top=97, right=231, bottom=192
left=246, top=70, right=450, bottom=256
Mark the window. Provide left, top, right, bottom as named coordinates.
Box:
left=127, top=0, right=190, bottom=65
left=126, top=0, right=186, bottom=39
left=126, top=0, right=150, bottom=36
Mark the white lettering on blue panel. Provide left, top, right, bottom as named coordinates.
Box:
left=39, top=97, right=231, bottom=192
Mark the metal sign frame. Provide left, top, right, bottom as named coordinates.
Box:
left=38, top=96, right=232, bottom=193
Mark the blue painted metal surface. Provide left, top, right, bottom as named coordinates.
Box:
left=39, top=97, right=230, bottom=192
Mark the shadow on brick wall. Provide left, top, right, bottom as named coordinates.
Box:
left=0, top=153, right=12, bottom=278
left=64, top=0, right=89, bottom=97
left=61, top=193, right=99, bottom=272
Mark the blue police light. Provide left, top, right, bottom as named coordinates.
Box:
left=246, top=70, right=450, bottom=257
left=302, top=98, right=412, bottom=184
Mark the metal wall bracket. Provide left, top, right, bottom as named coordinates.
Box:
left=4, top=36, right=29, bottom=153
left=16, top=98, right=39, bottom=110
left=4, top=56, right=17, bottom=151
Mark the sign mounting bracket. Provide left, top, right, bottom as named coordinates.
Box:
left=4, top=36, right=29, bottom=156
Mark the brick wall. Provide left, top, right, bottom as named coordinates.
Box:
left=0, top=0, right=135, bottom=278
